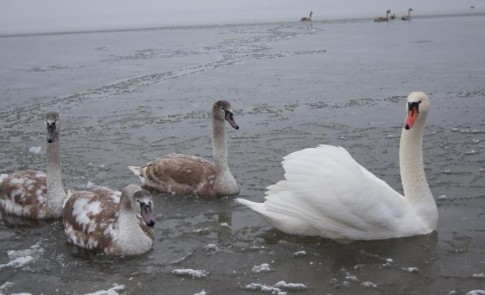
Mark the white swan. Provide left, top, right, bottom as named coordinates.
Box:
left=129, top=100, right=239, bottom=199
left=63, top=184, right=156, bottom=256
left=237, top=92, right=438, bottom=240
left=402, top=8, right=413, bottom=20
left=0, top=112, right=67, bottom=219
left=374, top=10, right=391, bottom=22
left=301, top=11, right=313, bottom=21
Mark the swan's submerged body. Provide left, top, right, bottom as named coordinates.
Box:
left=237, top=92, right=438, bottom=240
left=129, top=100, right=239, bottom=199
left=63, top=185, right=156, bottom=256
left=0, top=112, right=67, bottom=219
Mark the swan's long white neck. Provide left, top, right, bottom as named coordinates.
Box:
left=399, top=111, right=438, bottom=228
left=46, top=133, right=66, bottom=210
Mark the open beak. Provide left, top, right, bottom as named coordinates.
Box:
left=404, top=103, right=419, bottom=130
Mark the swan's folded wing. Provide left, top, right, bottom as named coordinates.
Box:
left=63, top=190, right=119, bottom=251
left=140, top=154, right=216, bottom=188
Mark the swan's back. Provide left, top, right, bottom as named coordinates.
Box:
left=239, top=145, right=429, bottom=240
left=135, top=153, right=219, bottom=197
left=0, top=170, right=52, bottom=218
left=63, top=187, right=154, bottom=255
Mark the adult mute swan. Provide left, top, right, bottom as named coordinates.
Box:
left=237, top=92, right=438, bottom=240
left=129, top=100, right=239, bottom=199
left=63, top=185, right=156, bottom=256
left=402, top=8, right=413, bottom=20
left=0, top=112, right=67, bottom=219
left=301, top=11, right=313, bottom=21
left=374, top=10, right=391, bottom=22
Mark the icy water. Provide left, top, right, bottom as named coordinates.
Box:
left=1, top=15, right=484, bottom=295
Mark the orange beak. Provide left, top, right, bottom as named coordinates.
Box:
left=404, top=104, right=419, bottom=130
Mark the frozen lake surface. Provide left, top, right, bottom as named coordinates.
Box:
left=0, top=15, right=484, bottom=295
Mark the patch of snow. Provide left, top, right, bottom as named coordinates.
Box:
left=466, top=291, right=485, bottom=295
left=472, top=273, right=485, bottom=279
left=252, top=263, right=273, bottom=273
left=437, top=195, right=448, bottom=201
left=171, top=268, right=208, bottom=279
left=0, top=243, right=44, bottom=270
left=0, top=256, right=34, bottom=270
left=0, top=282, right=14, bottom=295
left=344, top=272, right=359, bottom=282
left=244, top=283, right=286, bottom=295
left=361, top=281, right=377, bottom=288
left=466, top=150, right=477, bottom=155
left=193, top=290, right=207, bottom=295
left=83, top=284, right=125, bottom=295
left=203, top=244, right=218, bottom=252
left=274, top=281, right=307, bottom=291
left=293, top=251, right=307, bottom=257
left=402, top=267, right=420, bottom=273
left=29, top=146, right=41, bottom=154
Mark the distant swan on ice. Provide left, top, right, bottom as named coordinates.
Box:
left=402, top=8, right=413, bottom=20
left=237, top=92, right=438, bottom=240
left=63, top=185, right=156, bottom=256
left=0, top=112, right=67, bottom=219
left=301, top=11, right=313, bottom=21
left=374, top=10, right=391, bottom=22
left=129, top=100, right=240, bottom=199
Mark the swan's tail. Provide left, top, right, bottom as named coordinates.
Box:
left=0, top=174, right=8, bottom=185
left=236, top=198, right=266, bottom=214
left=128, top=166, right=145, bottom=184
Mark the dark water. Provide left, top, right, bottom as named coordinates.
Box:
left=0, top=15, right=484, bottom=295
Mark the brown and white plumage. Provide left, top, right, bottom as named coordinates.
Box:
left=0, top=112, right=67, bottom=219
left=374, top=10, right=391, bottom=22
left=402, top=8, right=413, bottom=20
left=63, top=185, right=156, bottom=256
left=129, top=100, right=240, bottom=199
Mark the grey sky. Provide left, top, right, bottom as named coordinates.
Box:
left=0, top=0, right=481, bottom=34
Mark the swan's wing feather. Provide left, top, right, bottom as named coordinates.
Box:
left=0, top=170, right=49, bottom=218
left=252, top=145, right=413, bottom=239
left=138, top=154, right=216, bottom=195
left=63, top=189, right=120, bottom=252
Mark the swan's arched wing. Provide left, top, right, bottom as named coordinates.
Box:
left=262, top=145, right=413, bottom=239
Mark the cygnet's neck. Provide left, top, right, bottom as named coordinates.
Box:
left=212, top=116, right=230, bottom=174
left=46, top=135, right=66, bottom=211
left=118, top=201, right=151, bottom=255
left=399, top=111, right=437, bottom=226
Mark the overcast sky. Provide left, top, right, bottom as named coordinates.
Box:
left=0, top=0, right=482, bottom=35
